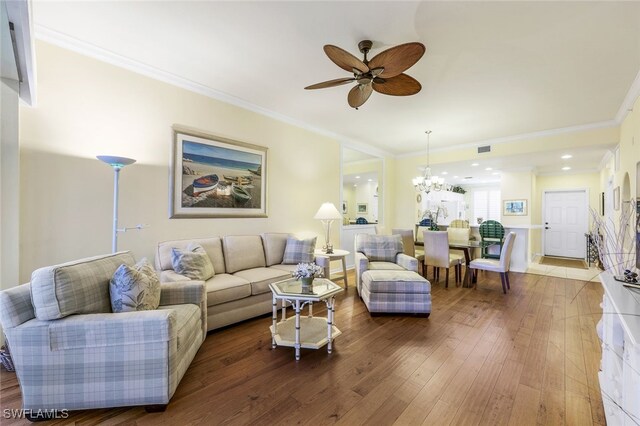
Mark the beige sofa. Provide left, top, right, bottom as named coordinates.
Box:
left=155, top=233, right=329, bottom=331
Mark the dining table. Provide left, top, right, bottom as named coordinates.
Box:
left=415, top=239, right=485, bottom=288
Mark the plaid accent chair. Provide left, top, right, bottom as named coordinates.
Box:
left=0, top=252, right=206, bottom=415
left=354, top=234, right=418, bottom=294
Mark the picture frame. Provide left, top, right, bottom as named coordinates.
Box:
left=170, top=126, right=267, bottom=218
left=341, top=201, right=348, bottom=214
left=613, top=186, right=620, bottom=211
left=357, top=203, right=368, bottom=214
left=503, top=199, right=528, bottom=216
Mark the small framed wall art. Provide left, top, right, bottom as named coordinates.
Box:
left=357, top=203, right=368, bottom=214
left=503, top=199, right=528, bottom=216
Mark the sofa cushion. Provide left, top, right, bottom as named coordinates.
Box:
left=356, top=234, right=404, bottom=262
left=109, top=259, right=161, bottom=313
left=233, top=267, right=290, bottom=296
left=156, top=237, right=226, bottom=274
left=223, top=236, right=266, bottom=274
left=261, top=233, right=291, bottom=266
left=171, top=243, right=215, bottom=280
left=30, top=252, right=136, bottom=321
left=268, top=264, right=298, bottom=273
left=362, top=270, right=431, bottom=294
left=369, top=262, right=405, bottom=271
left=282, top=236, right=317, bottom=264
left=204, top=274, right=251, bottom=306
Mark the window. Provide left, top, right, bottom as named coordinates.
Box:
left=473, top=190, right=501, bottom=222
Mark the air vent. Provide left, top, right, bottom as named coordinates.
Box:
left=477, top=145, right=491, bottom=153
left=464, top=176, right=473, bottom=179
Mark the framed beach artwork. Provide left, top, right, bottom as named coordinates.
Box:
left=342, top=201, right=348, bottom=214
left=357, top=203, right=368, bottom=214
left=170, top=126, right=267, bottom=218
left=503, top=199, right=527, bottom=216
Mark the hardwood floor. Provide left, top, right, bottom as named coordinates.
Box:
left=0, top=269, right=605, bottom=425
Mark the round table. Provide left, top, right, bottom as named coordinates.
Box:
left=314, top=249, right=350, bottom=287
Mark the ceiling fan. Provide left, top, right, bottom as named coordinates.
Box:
left=304, top=40, right=426, bottom=109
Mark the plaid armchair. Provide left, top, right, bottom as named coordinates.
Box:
left=354, top=234, right=418, bottom=294
left=0, top=252, right=206, bottom=415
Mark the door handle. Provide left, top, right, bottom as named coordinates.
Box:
left=545, top=227, right=550, bottom=230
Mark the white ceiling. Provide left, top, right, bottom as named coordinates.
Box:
left=33, top=1, right=640, bottom=161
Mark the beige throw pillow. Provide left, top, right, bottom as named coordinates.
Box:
left=171, top=243, right=215, bottom=280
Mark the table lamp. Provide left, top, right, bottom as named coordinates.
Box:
left=97, top=155, right=136, bottom=252
left=314, top=202, right=342, bottom=254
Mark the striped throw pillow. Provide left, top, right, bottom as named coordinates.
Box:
left=282, top=237, right=317, bottom=265
left=171, top=243, right=215, bottom=280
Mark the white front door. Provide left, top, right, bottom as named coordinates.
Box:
left=544, top=190, right=588, bottom=258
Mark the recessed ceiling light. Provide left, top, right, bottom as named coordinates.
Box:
left=492, top=172, right=500, bottom=175
left=353, top=184, right=357, bottom=187
left=355, top=176, right=360, bottom=179
left=561, top=154, right=572, bottom=159
left=471, top=163, right=479, bottom=167
left=485, top=167, right=493, bottom=171
left=441, top=171, right=448, bottom=175
left=453, top=176, right=459, bottom=179
left=562, top=166, right=571, bottom=171
left=367, top=178, right=372, bottom=182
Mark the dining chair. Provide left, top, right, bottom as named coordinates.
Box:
left=469, top=232, right=516, bottom=294
left=449, top=219, right=470, bottom=228
left=448, top=226, right=471, bottom=268
left=423, top=231, right=463, bottom=288
left=479, top=220, right=505, bottom=259
left=392, top=228, right=425, bottom=274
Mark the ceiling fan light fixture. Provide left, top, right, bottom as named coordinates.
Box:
left=306, top=40, right=426, bottom=109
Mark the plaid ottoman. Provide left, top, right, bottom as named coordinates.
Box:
left=361, top=270, right=431, bottom=315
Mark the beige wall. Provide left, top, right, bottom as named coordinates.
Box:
left=18, top=41, right=341, bottom=281
left=500, top=171, right=533, bottom=227
left=618, top=96, right=640, bottom=207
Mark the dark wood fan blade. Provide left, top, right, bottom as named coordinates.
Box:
left=324, top=45, right=369, bottom=74
left=368, top=42, right=425, bottom=78
left=347, top=84, right=373, bottom=108
left=305, top=78, right=356, bottom=90
left=373, top=73, right=422, bottom=96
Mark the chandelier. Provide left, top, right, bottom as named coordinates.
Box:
left=412, top=130, right=449, bottom=193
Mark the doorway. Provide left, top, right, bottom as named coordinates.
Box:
left=543, top=190, right=588, bottom=258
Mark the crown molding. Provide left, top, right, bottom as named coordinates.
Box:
left=34, top=25, right=394, bottom=159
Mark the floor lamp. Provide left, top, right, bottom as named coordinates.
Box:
left=97, top=155, right=136, bottom=253
left=314, top=202, right=343, bottom=254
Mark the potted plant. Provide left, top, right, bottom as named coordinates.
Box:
left=292, top=262, right=324, bottom=288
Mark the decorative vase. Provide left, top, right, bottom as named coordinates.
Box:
left=300, top=277, right=314, bottom=291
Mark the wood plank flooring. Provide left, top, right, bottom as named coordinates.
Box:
left=0, top=270, right=605, bottom=425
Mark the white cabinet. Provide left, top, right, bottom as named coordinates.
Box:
left=599, top=272, right=640, bottom=425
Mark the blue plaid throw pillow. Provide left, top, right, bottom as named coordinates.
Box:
left=282, top=237, right=317, bottom=264
left=357, top=234, right=403, bottom=262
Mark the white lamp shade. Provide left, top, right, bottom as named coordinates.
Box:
left=314, top=202, right=342, bottom=220
left=97, top=155, right=136, bottom=168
